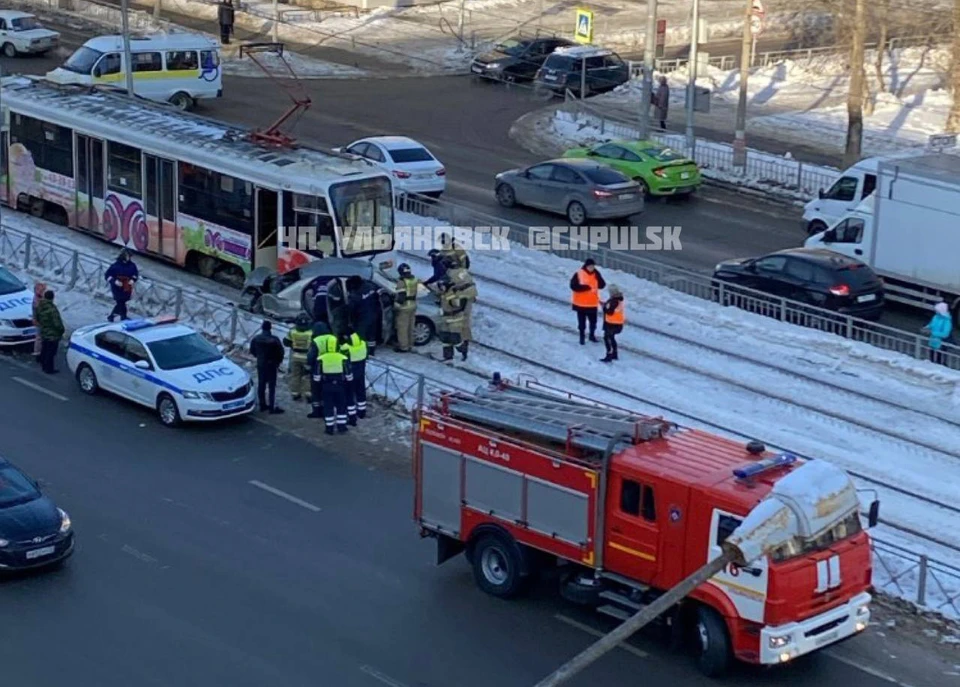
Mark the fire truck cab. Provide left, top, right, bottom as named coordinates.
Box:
left=413, top=377, right=879, bottom=677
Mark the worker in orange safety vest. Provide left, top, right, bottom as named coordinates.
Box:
left=600, top=284, right=625, bottom=363
left=569, top=258, right=606, bottom=345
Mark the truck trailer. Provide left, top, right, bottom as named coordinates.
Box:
left=413, top=377, right=877, bottom=677
left=805, top=153, right=960, bottom=317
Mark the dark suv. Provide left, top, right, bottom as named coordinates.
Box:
left=534, top=45, right=630, bottom=98
left=712, top=248, right=884, bottom=321
left=470, top=35, right=574, bottom=83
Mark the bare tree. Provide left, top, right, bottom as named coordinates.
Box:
left=844, top=0, right=866, bottom=167
left=946, top=0, right=960, bottom=131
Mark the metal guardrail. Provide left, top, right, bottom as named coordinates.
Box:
left=652, top=34, right=949, bottom=74
left=556, top=99, right=839, bottom=197
left=395, top=192, right=960, bottom=371
left=0, top=220, right=958, bottom=618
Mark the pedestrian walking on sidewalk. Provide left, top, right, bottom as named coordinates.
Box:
left=600, top=285, right=625, bottom=363
left=218, top=0, right=235, bottom=45
left=653, top=75, right=669, bottom=130
left=105, top=249, right=138, bottom=322
left=570, top=258, right=606, bottom=345
left=249, top=321, right=285, bottom=414
left=922, top=302, right=953, bottom=365
left=35, top=290, right=64, bottom=374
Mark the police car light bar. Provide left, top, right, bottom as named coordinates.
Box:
left=121, top=315, right=178, bottom=332
left=733, top=453, right=798, bottom=480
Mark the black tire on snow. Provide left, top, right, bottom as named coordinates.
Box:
left=471, top=534, right=525, bottom=598
left=696, top=606, right=733, bottom=677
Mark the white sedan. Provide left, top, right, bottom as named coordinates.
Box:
left=0, top=266, right=37, bottom=347
left=0, top=10, right=59, bottom=57
left=338, top=136, right=446, bottom=198
left=66, top=316, right=256, bottom=427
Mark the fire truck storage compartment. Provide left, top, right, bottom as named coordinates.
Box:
left=418, top=440, right=592, bottom=546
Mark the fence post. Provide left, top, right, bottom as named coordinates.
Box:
left=22, top=234, right=31, bottom=270
left=229, top=307, right=239, bottom=343
left=174, top=287, right=184, bottom=318
left=914, top=336, right=925, bottom=361
left=916, top=555, right=928, bottom=606
left=600, top=116, right=606, bottom=135
left=68, top=251, right=80, bottom=289
left=796, top=161, right=803, bottom=191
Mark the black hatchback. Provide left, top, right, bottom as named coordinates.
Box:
left=0, top=457, right=74, bottom=572
left=712, top=248, right=884, bottom=320
left=470, top=34, right=575, bottom=83
left=534, top=45, right=630, bottom=98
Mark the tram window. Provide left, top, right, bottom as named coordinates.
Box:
left=9, top=114, right=73, bottom=177
left=107, top=142, right=143, bottom=198
left=132, top=51, right=162, bottom=72
left=166, top=51, right=198, bottom=70
left=178, top=162, right=253, bottom=234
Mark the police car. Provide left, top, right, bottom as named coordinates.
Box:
left=0, top=266, right=37, bottom=347
left=66, top=316, right=256, bottom=427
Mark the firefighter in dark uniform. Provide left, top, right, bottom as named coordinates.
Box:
left=283, top=313, right=314, bottom=401
left=339, top=327, right=369, bottom=420
left=438, top=277, right=468, bottom=362
left=307, top=332, right=350, bottom=434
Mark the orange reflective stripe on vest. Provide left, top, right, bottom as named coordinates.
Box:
left=571, top=269, right=600, bottom=308
left=605, top=300, right=625, bottom=325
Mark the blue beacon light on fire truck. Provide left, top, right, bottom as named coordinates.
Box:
left=733, top=452, right=798, bottom=480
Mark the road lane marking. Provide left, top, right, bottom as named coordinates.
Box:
left=12, top=376, right=68, bottom=401
left=248, top=480, right=321, bottom=512
left=824, top=650, right=916, bottom=687
left=359, top=665, right=409, bottom=687
left=121, top=544, right=158, bottom=565
left=554, top=613, right=648, bottom=659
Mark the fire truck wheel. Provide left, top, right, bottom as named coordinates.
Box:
left=472, top=535, right=524, bottom=598
left=695, top=607, right=732, bottom=677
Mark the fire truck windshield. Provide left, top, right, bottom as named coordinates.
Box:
left=769, top=512, right=863, bottom=563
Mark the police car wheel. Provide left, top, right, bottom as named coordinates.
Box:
left=76, top=364, right=99, bottom=395
left=157, top=393, right=182, bottom=427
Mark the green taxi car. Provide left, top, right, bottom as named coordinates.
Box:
left=563, top=140, right=701, bottom=198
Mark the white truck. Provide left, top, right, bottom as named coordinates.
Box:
left=805, top=153, right=960, bottom=318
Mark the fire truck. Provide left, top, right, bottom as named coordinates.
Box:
left=412, top=377, right=879, bottom=677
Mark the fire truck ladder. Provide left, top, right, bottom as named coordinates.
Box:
left=239, top=42, right=312, bottom=147
left=442, top=383, right=673, bottom=456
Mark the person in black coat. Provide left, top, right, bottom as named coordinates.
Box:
left=249, top=321, right=285, bottom=414
left=346, top=276, right=380, bottom=356
left=217, top=0, right=235, bottom=44
left=105, top=249, right=138, bottom=322
left=422, top=249, right=447, bottom=288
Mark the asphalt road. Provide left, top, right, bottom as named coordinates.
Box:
left=0, top=353, right=954, bottom=687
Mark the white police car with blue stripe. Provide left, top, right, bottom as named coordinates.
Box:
left=0, top=266, right=37, bottom=347
left=66, top=316, right=256, bottom=426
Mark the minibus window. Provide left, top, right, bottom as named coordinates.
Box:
left=166, top=50, right=199, bottom=71
left=62, top=46, right=103, bottom=75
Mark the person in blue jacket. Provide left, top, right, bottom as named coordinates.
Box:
left=105, top=249, right=139, bottom=321
left=422, top=249, right=447, bottom=289
left=922, top=302, right=953, bottom=364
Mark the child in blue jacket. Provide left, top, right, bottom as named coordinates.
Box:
left=923, top=302, right=953, bottom=363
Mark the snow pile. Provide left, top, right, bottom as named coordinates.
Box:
left=220, top=50, right=367, bottom=78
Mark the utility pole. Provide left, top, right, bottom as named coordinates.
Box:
left=685, top=0, right=700, bottom=152
left=843, top=0, right=866, bottom=168
left=639, top=0, right=658, bottom=139
left=120, top=0, right=135, bottom=97
left=456, top=0, right=466, bottom=52
left=152, top=0, right=161, bottom=18
left=733, top=0, right=752, bottom=168
left=273, top=0, right=279, bottom=42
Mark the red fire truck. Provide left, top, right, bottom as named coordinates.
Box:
left=413, top=377, right=879, bottom=676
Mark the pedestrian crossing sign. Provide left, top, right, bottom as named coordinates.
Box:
left=574, top=9, right=593, bottom=44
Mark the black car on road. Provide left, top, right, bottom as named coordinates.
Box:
left=533, top=45, right=630, bottom=98
left=0, top=457, right=74, bottom=572
left=712, top=248, right=884, bottom=321
left=470, top=34, right=574, bottom=83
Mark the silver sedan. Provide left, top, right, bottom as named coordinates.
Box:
left=494, top=158, right=644, bottom=225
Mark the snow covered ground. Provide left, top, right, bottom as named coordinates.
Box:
left=3, top=206, right=960, bottom=618
left=220, top=50, right=366, bottom=78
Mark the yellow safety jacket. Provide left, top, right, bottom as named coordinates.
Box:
left=288, top=327, right=312, bottom=362
left=395, top=276, right=418, bottom=312
left=340, top=333, right=368, bottom=362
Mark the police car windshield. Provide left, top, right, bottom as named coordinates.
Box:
left=0, top=465, right=40, bottom=508
left=0, top=267, right=26, bottom=296
left=147, top=333, right=222, bottom=371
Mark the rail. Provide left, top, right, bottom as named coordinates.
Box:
left=394, top=193, right=960, bottom=371
left=0, top=221, right=957, bottom=619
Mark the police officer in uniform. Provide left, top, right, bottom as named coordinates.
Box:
left=393, top=263, right=419, bottom=352
left=339, top=327, right=369, bottom=420
left=438, top=277, right=468, bottom=362
left=307, top=332, right=350, bottom=434
left=283, top=314, right=313, bottom=401
left=305, top=322, right=332, bottom=419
